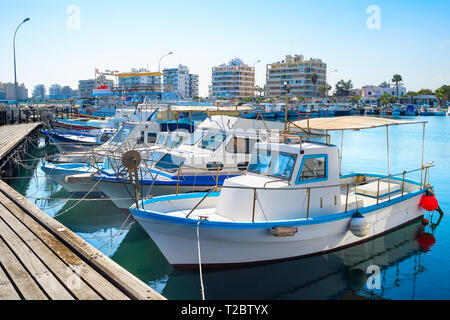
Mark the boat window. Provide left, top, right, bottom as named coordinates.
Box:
left=248, top=150, right=272, bottom=175
left=154, top=153, right=185, bottom=173
left=147, top=132, right=157, bottom=144
left=166, top=135, right=185, bottom=148
left=110, top=127, right=132, bottom=144
left=99, top=132, right=114, bottom=142
left=156, top=134, right=167, bottom=145
left=269, top=153, right=297, bottom=179
left=225, top=136, right=258, bottom=154
left=137, top=131, right=145, bottom=144
left=146, top=151, right=165, bottom=165
left=183, top=129, right=206, bottom=146
left=296, top=155, right=327, bottom=184
left=200, top=131, right=226, bottom=150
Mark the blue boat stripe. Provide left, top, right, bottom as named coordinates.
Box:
left=131, top=188, right=427, bottom=229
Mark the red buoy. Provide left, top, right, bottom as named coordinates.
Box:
left=421, top=194, right=438, bottom=212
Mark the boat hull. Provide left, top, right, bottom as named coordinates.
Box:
left=132, top=191, right=426, bottom=268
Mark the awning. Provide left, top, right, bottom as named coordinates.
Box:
left=289, top=116, right=426, bottom=131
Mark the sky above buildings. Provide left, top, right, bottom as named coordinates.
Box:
left=1, top=0, right=449, bottom=97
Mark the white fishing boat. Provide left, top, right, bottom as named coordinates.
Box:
left=131, top=116, right=440, bottom=268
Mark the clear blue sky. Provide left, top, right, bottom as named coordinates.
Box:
left=1, top=0, right=449, bottom=96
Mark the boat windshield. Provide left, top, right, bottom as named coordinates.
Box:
left=156, top=133, right=167, bottom=146
left=110, top=126, right=132, bottom=144
left=200, top=131, right=227, bottom=150
left=154, top=153, right=185, bottom=173
left=165, top=134, right=185, bottom=148
left=248, top=149, right=297, bottom=180
left=183, top=129, right=206, bottom=146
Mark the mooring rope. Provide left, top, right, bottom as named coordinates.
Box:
left=53, top=176, right=104, bottom=218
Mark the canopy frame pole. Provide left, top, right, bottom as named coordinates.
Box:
left=339, top=130, right=344, bottom=176
left=386, top=125, right=391, bottom=201
left=420, top=122, right=426, bottom=188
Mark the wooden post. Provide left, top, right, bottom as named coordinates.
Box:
left=345, top=184, right=349, bottom=212
left=176, top=168, right=181, bottom=195
left=401, top=171, right=406, bottom=196
left=376, top=179, right=380, bottom=205
left=215, top=167, right=220, bottom=191
left=306, top=188, right=311, bottom=219
left=252, top=189, right=257, bottom=223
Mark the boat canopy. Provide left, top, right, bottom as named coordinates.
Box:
left=290, top=116, right=426, bottom=131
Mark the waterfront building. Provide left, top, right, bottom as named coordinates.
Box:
left=163, top=65, right=199, bottom=99
left=61, top=86, right=77, bottom=99
left=49, top=84, right=62, bottom=99
left=211, top=58, right=255, bottom=99
left=78, top=75, right=113, bottom=98
left=32, top=84, right=46, bottom=99
left=0, top=87, right=6, bottom=100
left=0, top=82, right=28, bottom=100
left=265, top=55, right=327, bottom=98
left=189, top=74, right=199, bottom=98
left=361, top=81, right=406, bottom=99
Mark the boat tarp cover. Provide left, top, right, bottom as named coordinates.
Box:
left=290, top=116, right=426, bottom=131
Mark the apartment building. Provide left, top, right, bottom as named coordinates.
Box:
left=211, top=58, right=255, bottom=99
left=265, top=55, right=327, bottom=98
left=163, top=65, right=199, bottom=99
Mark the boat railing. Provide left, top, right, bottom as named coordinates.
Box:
left=182, top=163, right=434, bottom=221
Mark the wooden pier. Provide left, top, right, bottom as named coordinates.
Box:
left=0, top=124, right=165, bottom=300
left=0, top=123, right=41, bottom=164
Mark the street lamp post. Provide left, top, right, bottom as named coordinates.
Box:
left=158, top=51, right=173, bottom=73
left=13, top=18, right=30, bottom=122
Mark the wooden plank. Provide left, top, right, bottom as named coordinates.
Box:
left=0, top=216, right=74, bottom=300
left=0, top=202, right=103, bottom=300
left=0, top=123, right=40, bottom=159
left=0, top=263, right=21, bottom=300
left=0, top=238, right=48, bottom=300
left=0, top=193, right=129, bottom=300
left=0, top=180, right=165, bottom=300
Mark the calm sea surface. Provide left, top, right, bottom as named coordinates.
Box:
left=6, top=115, right=450, bottom=300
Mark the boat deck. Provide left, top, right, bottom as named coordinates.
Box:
left=0, top=180, right=165, bottom=300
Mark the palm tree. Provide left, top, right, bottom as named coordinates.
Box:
left=392, top=74, right=403, bottom=99
left=311, top=72, right=318, bottom=98
left=435, top=88, right=446, bottom=106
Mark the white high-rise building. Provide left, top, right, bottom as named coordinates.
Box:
left=163, top=65, right=199, bottom=99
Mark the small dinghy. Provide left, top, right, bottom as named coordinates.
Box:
left=131, top=116, right=440, bottom=268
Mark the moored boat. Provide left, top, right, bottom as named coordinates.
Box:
left=131, top=116, right=439, bottom=268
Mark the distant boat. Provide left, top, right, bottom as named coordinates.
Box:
left=405, top=105, right=418, bottom=116
left=419, top=105, right=433, bottom=116
left=42, top=128, right=117, bottom=153
left=428, top=107, right=446, bottom=116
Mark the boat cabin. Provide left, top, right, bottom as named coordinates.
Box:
left=216, top=141, right=341, bottom=221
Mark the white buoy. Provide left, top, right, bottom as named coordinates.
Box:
left=350, top=213, right=370, bottom=237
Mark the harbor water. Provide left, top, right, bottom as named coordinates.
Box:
left=5, top=116, right=450, bottom=300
